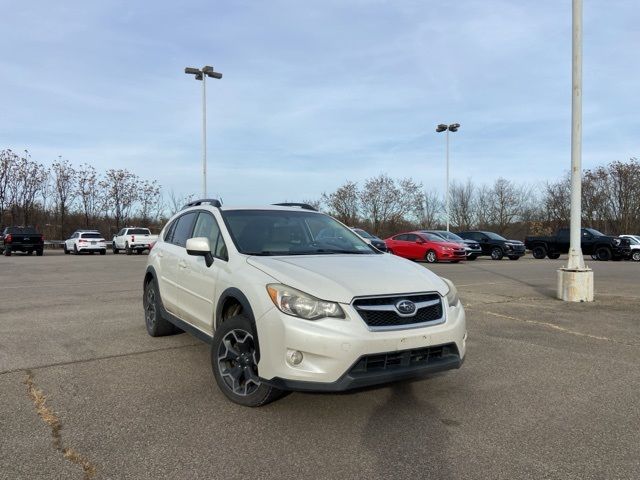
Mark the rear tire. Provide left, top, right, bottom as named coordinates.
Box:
left=64, top=245, right=70, bottom=254
left=112, top=242, right=119, bottom=254
left=100, top=249, right=106, bottom=255
left=491, top=247, right=504, bottom=260
left=211, top=314, right=285, bottom=407
left=125, top=242, right=132, bottom=255
left=36, top=249, right=43, bottom=257
left=3, top=247, right=11, bottom=257
left=547, top=253, right=561, bottom=260
left=26, top=250, right=33, bottom=255
left=143, top=278, right=181, bottom=337
left=73, top=245, right=79, bottom=255
left=425, top=250, right=438, bottom=263
left=595, top=247, right=612, bottom=261
left=532, top=246, right=547, bottom=259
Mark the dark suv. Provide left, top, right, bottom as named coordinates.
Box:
left=457, top=231, right=525, bottom=260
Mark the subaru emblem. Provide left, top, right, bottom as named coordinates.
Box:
left=395, top=299, right=416, bottom=315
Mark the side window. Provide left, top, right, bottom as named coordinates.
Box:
left=214, top=231, right=228, bottom=261
left=171, top=213, right=197, bottom=247
left=394, top=234, right=407, bottom=241
left=405, top=234, right=418, bottom=242
left=164, top=220, right=177, bottom=243
left=192, top=212, right=220, bottom=251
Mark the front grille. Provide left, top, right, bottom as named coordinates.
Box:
left=350, top=343, right=459, bottom=375
left=353, top=293, right=444, bottom=329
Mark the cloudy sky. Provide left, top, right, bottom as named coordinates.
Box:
left=1, top=1, right=637, bottom=205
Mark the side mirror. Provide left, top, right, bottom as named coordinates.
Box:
left=186, top=237, right=214, bottom=267
left=416, top=238, right=425, bottom=244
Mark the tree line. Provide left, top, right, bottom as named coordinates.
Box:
left=0, top=149, right=193, bottom=239
left=317, top=158, right=640, bottom=239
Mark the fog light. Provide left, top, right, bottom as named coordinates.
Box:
left=286, top=350, right=303, bottom=366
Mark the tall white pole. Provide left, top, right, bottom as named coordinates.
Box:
left=567, top=0, right=584, bottom=270
left=202, top=74, right=207, bottom=198
left=446, top=129, right=450, bottom=232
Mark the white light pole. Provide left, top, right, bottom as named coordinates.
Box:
left=185, top=66, right=223, bottom=198
left=557, top=0, right=594, bottom=302
left=436, top=123, right=460, bottom=232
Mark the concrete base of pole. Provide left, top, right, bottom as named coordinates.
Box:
left=557, top=268, right=594, bottom=302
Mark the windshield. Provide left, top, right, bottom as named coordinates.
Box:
left=129, top=229, right=151, bottom=235
left=585, top=228, right=604, bottom=236
left=431, top=231, right=463, bottom=242
left=6, top=227, right=38, bottom=234
left=353, top=228, right=376, bottom=240
left=484, top=232, right=507, bottom=241
left=222, top=210, right=377, bottom=255
left=421, top=232, right=446, bottom=242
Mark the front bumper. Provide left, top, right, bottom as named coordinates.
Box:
left=504, top=247, right=526, bottom=257
left=256, top=298, right=466, bottom=390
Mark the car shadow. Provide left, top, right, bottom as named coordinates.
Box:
left=359, top=381, right=453, bottom=478
left=465, top=262, right=556, bottom=299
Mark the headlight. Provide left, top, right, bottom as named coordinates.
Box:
left=266, top=284, right=345, bottom=320
left=613, top=238, right=621, bottom=246
left=441, top=278, right=460, bottom=307
left=504, top=243, right=513, bottom=249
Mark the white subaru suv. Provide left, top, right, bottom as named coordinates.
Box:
left=143, top=200, right=466, bottom=406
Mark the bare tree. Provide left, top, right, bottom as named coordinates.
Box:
left=167, top=189, right=195, bottom=216
left=321, top=181, right=360, bottom=225
left=419, top=191, right=443, bottom=229
left=76, top=164, right=103, bottom=228
left=100, top=169, right=140, bottom=230
left=449, top=179, right=475, bottom=230
left=0, top=149, right=17, bottom=225
left=9, top=151, right=48, bottom=225
left=137, top=180, right=162, bottom=224
left=488, top=177, right=524, bottom=234
left=51, top=157, right=77, bottom=238
left=543, top=176, right=570, bottom=228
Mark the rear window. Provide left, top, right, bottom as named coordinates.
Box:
left=128, top=229, right=151, bottom=235
left=81, top=233, right=102, bottom=239
left=6, top=227, right=38, bottom=234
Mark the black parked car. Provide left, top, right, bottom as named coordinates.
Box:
left=0, top=226, right=45, bottom=256
left=421, top=230, right=482, bottom=260
left=351, top=228, right=388, bottom=252
left=524, top=228, right=630, bottom=261
left=457, top=231, right=526, bottom=260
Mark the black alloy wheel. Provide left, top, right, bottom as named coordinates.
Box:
left=595, top=247, right=612, bottom=261
left=211, top=314, right=284, bottom=407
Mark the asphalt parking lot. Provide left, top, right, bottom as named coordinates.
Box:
left=1, top=251, right=638, bottom=480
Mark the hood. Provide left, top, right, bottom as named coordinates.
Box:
left=506, top=239, right=524, bottom=245
left=438, top=241, right=464, bottom=249
left=246, top=253, right=448, bottom=304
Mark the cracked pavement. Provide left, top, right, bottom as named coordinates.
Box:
left=0, top=251, right=638, bottom=479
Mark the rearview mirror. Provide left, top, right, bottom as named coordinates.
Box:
left=186, top=237, right=214, bottom=267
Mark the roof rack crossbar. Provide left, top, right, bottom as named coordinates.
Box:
left=272, top=202, right=318, bottom=211
left=183, top=198, right=222, bottom=209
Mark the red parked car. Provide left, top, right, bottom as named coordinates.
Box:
left=385, top=231, right=466, bottom=263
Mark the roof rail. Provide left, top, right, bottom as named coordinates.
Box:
left=183, top=198, right=222, bottom=209
left=272, top=202, right=318, bottom=211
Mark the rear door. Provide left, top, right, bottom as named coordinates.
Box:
left=158, top=212, right=197, bottom=316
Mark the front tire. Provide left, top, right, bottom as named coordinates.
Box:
left=532, top=246, right=547, bottom=259
left=425, top=250, right=438, bottom=263
left=64, top=245, right=70, bottom=254
left=212, top=314, right=284, bottom=407
left=491, top=247, right=504, bottom=260
left=632, top=251, right=640, bottom=262
left=595, top=247, right=612, bottom=261
left=547, top=253, right=561, bottom=259
left=508, top=256, right=520, bottom=261
left=467, top=255, right=477, bottom=261
left=143, top=278, right=180, bottom=337
left=125, top=242, right=132, bottom=255
left=36, top=249, right=43, bottom=257
left=112, top=242, right=119, bottom=254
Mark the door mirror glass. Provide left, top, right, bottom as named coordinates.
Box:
left=186, top=237, right=214, bottom=267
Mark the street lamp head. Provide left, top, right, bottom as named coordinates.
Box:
left=185, top=67, right=201, bottom=75
left=448, top=123, right=460, bottom=132
left=202, top=66, right=214, bottom=74
left=207, top=71, right=223, bottom=79
left=194, top=73, right=203, bottom=80
left=436, top=124, right=448, bottom=133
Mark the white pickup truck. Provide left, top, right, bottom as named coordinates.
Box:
left=112, top=227, right=158, bottom=255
